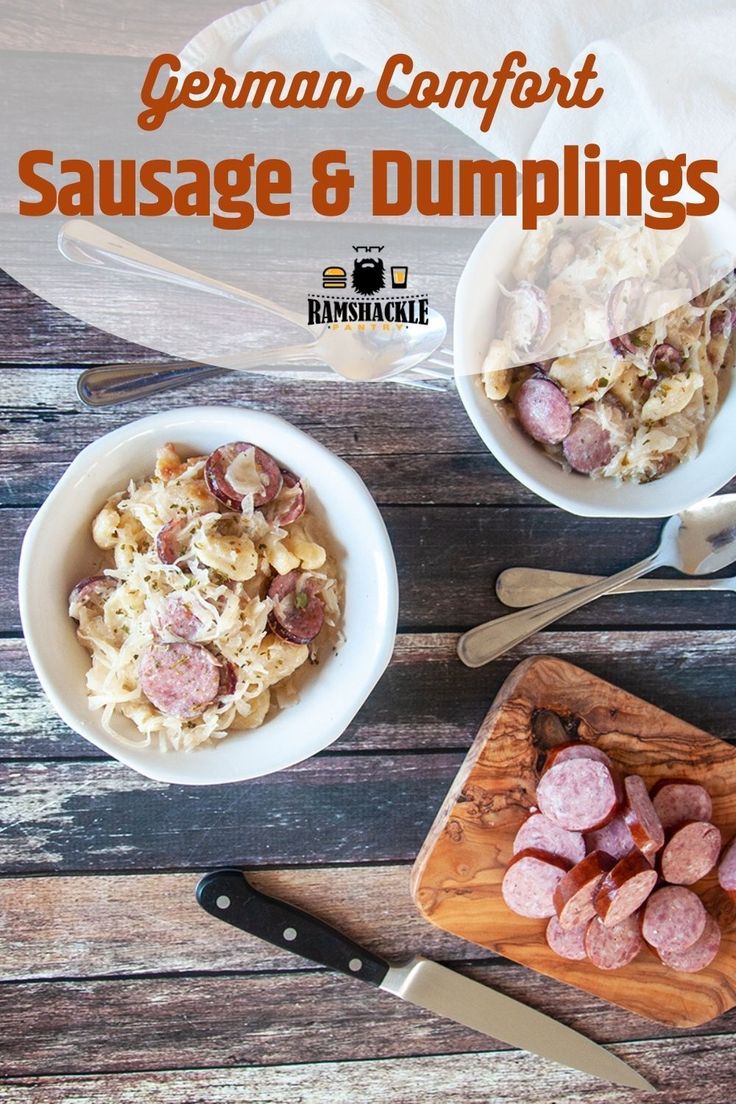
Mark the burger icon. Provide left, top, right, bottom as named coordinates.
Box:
left=322, top=265, right=347, bottom=290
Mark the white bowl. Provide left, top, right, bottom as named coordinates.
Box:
left=454, top=211, right=736, bottom=518
left=18, top=407, right=398, bottom=785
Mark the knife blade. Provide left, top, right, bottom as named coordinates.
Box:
left=196, top=868, right=654, bottom=1091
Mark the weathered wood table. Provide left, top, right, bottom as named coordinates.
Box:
left=2, top=7, right=736, bottom=1102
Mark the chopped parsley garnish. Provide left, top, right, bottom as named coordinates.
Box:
left=294, top=591, right=309, bottom=609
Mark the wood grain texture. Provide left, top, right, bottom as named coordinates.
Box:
left=4, top=1037, right=736, bottom=1104
left=0, top=1, right=239, bottom=55
left=4, top=631, right=736, bottom=760
left=7, top=504, right=736, bottom=633
left=412, top=656, right=736, bottom=1028
left=0, top=866, right=488, bottom=982
left=0, top=754, right=462, bottom=872
left=1, top=958, right=732, bottom=1078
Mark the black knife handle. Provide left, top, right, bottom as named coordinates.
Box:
left=196, top=868, right=391, bottom=986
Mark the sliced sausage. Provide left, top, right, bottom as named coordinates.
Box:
left=267, top=570, right=324, bottom=644
left=156, top=518, right=190, bottom=565
left=554, top=851, right=615, bottom=929
left=139, top=642, right=221, bottom=718
left=651, top=780, right=713, bottom=832
left=543, top=742, right=613, bottom=773
left=657, top=913, right=721, bottom=973
left=546, top=916, right=588, bottom=961
left=512, top=813, right=585, bottom=866
left=155, top=596, right=201, bottom=641
left=641, top=886, right=707, bottom=953
left=585, top=815, right=635, bottom=862
left=562, top=408, right=617, bottom=474
left=267, top=470, right=305, bottom=527
left=659, top=821, right=722, bottom=886
left=501, top=848, right=570, bottom=919
left=718, top=835, right=736, bottom=902
left=623, top=775, right=665, bottom=858
left=218, top=659, right=238, bottom=698
left=513, top=377, right=572, bottom=445
left=205, top=443, right=283, bottom=511
left=594, top=850, right=658, bottom=928
left=536, top=759, right=620, bottom=832
left=69, top=575, right=116, bottom=620
left=585, top=913, right=643, bottom=971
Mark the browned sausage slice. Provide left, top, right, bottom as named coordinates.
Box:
left=584, top=913, right=643, bottom=971
left=657, top=913, right=721, bottom=973
left=623, top=775, right=664, bottom=858
left=651, top=780, right=713, bottom=831
left=267, top=570, right=324, bottom=645
left=536, top=759, right=620, bottom=832
left=217, top=659, right=238, bottom=698
left=718, top=835, right=736, bottom=902
left=543, top=742, right=613, bottom=773
left=594, top=850, right=658, bottom=927
left=554, top=851, right=615, bottom=929
left=585, top=815, right=635, bottom=862
left=69, top=575, right=116, bottom=620
left=267, top=470, right=305, bottom=527
left=501, top=848, right=570, bottom=919
left=562, top=408, right=617, bottom=474
left=659, top=821, right=722, bottom=886
left=513, top=378, right=572, bottom=445
left=205, top=443, right=283, bottom=511
left=139, top=642, right=221, bottom=718
left=546, top=916, right=588, bottom=961
left=156, top=518, right=189, bottom=565
left=512, top=813, right=585, bottom=865
left=641, top=886, right=707, bottom=953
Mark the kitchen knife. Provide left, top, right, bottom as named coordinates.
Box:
left=196, top=868, right=654, bottom=1091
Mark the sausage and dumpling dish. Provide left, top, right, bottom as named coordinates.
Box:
left=68, top=442, right=341, bottom=751
left=482, top=219, right=736, bottom=484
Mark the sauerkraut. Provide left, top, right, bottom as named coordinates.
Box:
left=69, top=442, right=341, bottom=751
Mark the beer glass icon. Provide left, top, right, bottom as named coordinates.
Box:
left=391, top=265, right=408, bottom=289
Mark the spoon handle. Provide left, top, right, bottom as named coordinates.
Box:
left=496, top=567, right=735, bottom=607
left=457, top=553, right=661, bottom=668
left=58, top=219, right=307, bottom=330
left=76, top=345, right=323, bottom=406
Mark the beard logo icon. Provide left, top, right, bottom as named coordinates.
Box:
left=306, top=245, right=428, bottom=327
left=351, top=249, right=386, bottom=296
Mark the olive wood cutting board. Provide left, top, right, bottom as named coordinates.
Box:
left=411, top=656, right=736, bottom=1027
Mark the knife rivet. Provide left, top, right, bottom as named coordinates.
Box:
left=215, top=895, right=230, bottom=910
left=348, top=958, right=362, bottom=972
left=283, top=927, right=297, bottom=941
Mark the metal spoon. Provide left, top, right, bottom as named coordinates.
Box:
left=457, top=494, right=736, bottom=668
left=75, top=348, right=453, bottom=407
left=496, top=566, right=736, bottom=608
left=58, top=219, right=450, bottom=390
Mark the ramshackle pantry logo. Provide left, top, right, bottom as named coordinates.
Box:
left=307, top=246, right=430, bottom=328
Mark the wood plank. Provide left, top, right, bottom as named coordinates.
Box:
left=0, top=754, right=462, bottom=872
left=0, top=866, right=487, bottom=981
left=0, top=365, right=518, bottom=510
left=0, top=2, right=239, bottom=55
left=1, top=1039, right=731, bottom=1104
left=0, top=961, right=728, bottom=1078
left=4, top=631, right=736, bottom=759
left=6, top=505, right=736, bottom=633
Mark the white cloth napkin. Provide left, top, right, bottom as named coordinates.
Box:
left=181, top=0, right=736, bottom=191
